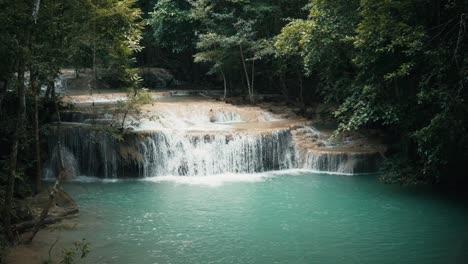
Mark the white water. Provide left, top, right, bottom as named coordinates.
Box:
left=56, top=169, right=314, bottom=186
left=140, top=131, right=292, bottom=177
left=43, top=97, right=380, bottom=179
left=133, top=102, right=280, bottom=132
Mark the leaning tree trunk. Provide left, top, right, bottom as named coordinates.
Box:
left=3, top=56, right=27, bottom=242
left=26, top=82, right=66, bottom=244
left=297, top=69, right=305, bottom=111
left=239, top=45, right=253, bottom=104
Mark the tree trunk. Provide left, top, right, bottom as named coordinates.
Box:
left=121, top=108, right=130, bottom=130
left=0, top=78, right=7, bottom=112
left=32, top=0, right=41, bottom=23
left=91, top=22, right=96, bottom=95
left=50, top=80, right=56, bottom=99
left=239, top=45, right=252, bottom=104
left=280, top=73, right=288, bottom=99
left=25, top=82, right=66, bottom=244
left=3, top=56, right=27, bottom=242
left=250, top=60, right=255, bottom=104
left=297, top=69, right=305, bottom=111
left=44, top=83, right=51, bottom=101
left=30, top=68, right=42, bottom=194
left=221, top=69, right=227, bottom=100
left=92, top=44, right=96, bottom=94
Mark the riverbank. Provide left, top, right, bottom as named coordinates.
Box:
left=3, top=190, right=80, bottom=264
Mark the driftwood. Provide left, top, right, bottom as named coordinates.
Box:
left=12, top=208, right=78, bottom=234
left=13, top=217, right=62, bottom=233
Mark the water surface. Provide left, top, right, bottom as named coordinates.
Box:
left=61, top=172, right=468, bottom=264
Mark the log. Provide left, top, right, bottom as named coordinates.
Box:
left=13, top=217, right=61, bottom=233
left=12, top=209, right=79, bottom=234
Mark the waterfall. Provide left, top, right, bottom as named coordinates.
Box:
left=43, top=124, right=380, bottom=179
left=43, top=146, right=79, bottom=179
left=44, top=125, right=294, bottom=178
left=43, top=98, right=382, bottom=179
left=291, top=126, right=382, bottom=174
left=44, top=125, right=121, bottom=179
left=140, top=131, right=293, bottom=177
left=298, top=151, right=381, bottom=174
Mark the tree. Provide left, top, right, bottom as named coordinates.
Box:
left=193, top=34, right=229, bottom=98
left=115, top=73, right=153, bottom=130
left=275, top=0, right=468, bottom=184
left=148, top=0, right=196, bottom=53
left=190, top=1, right=284, bottom=103
left=0, top=0, right=145, bottom=243
left=275, top=0, right=359, bottom=104
left=2, top=0, right=35, bottom=242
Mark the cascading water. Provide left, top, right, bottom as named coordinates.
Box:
left=44, top=126, right=294, bottom=179
left=140, top=131, right=292, bottom=177
left=43, top=96, right=382, bottom=179
left=44, top=125, right=121, bottom=178
left=290, top=126, right=382, bottom=174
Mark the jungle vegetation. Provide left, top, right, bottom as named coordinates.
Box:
left=0, top=0, right=467, bottom=251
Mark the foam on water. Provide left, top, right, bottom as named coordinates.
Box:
left=132, top=103, right=278, bottom=132
left=76, top=97, right=127, bottom=104
left=61, top=169, right=314, bottom=186
left=141, top=173, right=272, bottom=187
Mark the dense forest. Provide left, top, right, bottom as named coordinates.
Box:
left=1, top=0, right=467, bottom=254
left=144, top=0, right=468, bottom=186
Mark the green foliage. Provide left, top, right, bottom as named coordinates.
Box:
left=275, top=0, right=468, bottom=184
left=275, top=19, right=312, bottom=58
left=148, top=0, right=195, bottom=53
left=334, top=85, right=400, bottom=132
left=60, top=239, right=91, bottom=264
left=0, top=1, right=144, bottom=244
left=148, top=0, right=299, bottom=96
left=379, top=157, right=423, bottom=185
left=86, top=0, right=144, bottom=87
left=275, top=0, right=359, bottom=102
left=42, top=239, right=91, bottom=264
left=115, top=88, right=153, bottom=130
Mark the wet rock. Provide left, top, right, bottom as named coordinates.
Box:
left=225, top=135, right=234, bottom=144
left=203, top=134, right=213, bottom=143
